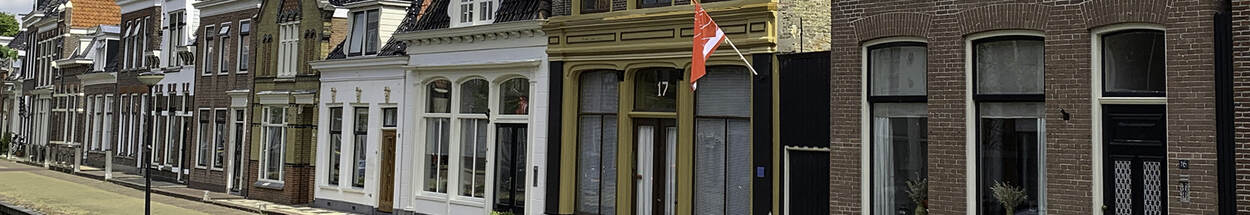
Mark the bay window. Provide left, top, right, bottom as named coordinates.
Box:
left=575, top=70, right=619, bottom=214
left=973, top=37, right=1045, bottom=215
left=868, top=42, right=928, bottom=215
left=261, top=107, right=286, bottom=181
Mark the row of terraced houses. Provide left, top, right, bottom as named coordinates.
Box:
left=1, top=0, right=1250, bottom=214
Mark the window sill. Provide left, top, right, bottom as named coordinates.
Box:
left=254, top=180, right=285, bottom=190
left=318, top=185, right=340, bottom=191
left=342, top=187, right=366, bottom=194
left=414, top=192, right=448, bottom=202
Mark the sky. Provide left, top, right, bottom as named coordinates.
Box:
left=0, top=0, right=32, bottom=19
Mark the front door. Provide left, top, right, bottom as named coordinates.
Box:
left=634, top=119, right=676, bottom=215
left=378, top=130, right=397, bottom=212
left=494, top=124, right=527, bottom=213
left=229, top=110, right=246, bottom=195
left=1102, top=105, right=1167, bottom=215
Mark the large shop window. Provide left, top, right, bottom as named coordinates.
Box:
left=328, top=107, right=342, bottom=186
left=460, top=79, right=489, bottom=198
left=973, top=37, right=1045, bottom=215
left=868, top=42, right=928, bottom=215
left=352, top=107, right=368, bottom=188
left=425, top=80, right=453, bottom=193
left=261, top=107, right=287, bottom=181
left=693, top=66, right=751, bottom=214
left=576, top=70, right=620, bottom=215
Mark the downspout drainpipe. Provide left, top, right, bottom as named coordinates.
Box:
left=1215, top=0, right=1236, bottom=213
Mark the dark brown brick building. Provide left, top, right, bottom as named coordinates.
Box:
left=830, top=0, right=1236, bottom=214
left=188, top=0, right=259, bottom=195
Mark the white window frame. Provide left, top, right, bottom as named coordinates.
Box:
left=212, top=108, right=228, bottom=170
left=1089, top=24, right=1168, bottom=215
left=167, top=11, right=185, bottom=67
left=196, top=108, right=212, bottom=168
left=278, top=22, right=300, bottom=78
left=324, top=104, right=344, bottom=187
left=859, top=37, right=928, bottom=215
left=218, top=22, right=230, bottom=75
left=237, top=19, right=251, bottom=73
left=346, top=10, right=380, bottom=57
left=203, top=24, right=216, bottom=76
left=963, top=30, right=1048, bottom=214
left=451, top=0, right=496, bottom=28
left=260, top=106, right=287, bottom=181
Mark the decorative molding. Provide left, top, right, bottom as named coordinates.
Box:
left=395, top=20, right=545, bottom=48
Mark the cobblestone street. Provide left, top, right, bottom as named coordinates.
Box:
left=0, top=160, right=253, bottom=215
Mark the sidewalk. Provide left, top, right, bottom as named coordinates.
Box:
left=71, top=161, right=350, bottom=215
left=0, top=159, right=249, bottom=214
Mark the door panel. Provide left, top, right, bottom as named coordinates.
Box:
left=634, top=119, right=675, bottom=215
left=494, top=124, right=527, bottom=213
left=784, top=149, right=829, bottom=215
left=1102, top=105, right=1166, bottom=215
left=378, top=130, right=396, bottom=212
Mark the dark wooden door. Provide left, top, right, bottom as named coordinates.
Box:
left=1102, top=105, right=1167, bottom=215
left=494, top=124, right=527, bottom=213
left=378, top=130, right=397, bottom=212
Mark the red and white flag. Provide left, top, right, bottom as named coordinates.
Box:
left=691, top=1, right=725, bottom=91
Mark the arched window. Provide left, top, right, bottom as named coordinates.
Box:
left=459, top=78, right=490, bottom=198
left=424, top=80, right=452, bottom=193
left=460, top=79, right=489, bottom=114
left=972, top=36, right=1045, bottom=214
left=576, top=70, right=619, bottom=215
left=867, top=42, right=928, bottom=215
left=693, top=66, right=750, bottom=214
left=499, top=78, right=530, bottom=115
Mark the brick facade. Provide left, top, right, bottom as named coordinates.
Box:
left=830, top=1, right=1224, bottom=214
left=1232, top=0, right=1250, bottom=213
left=189, top=7, right=259, bottom=193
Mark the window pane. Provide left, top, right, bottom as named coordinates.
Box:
left=460, top=79, right=489, bottom=114
left=871, top=103, right=927, bottom=215
left=329, top=107, right=342, bottom=185
left=500, top=78, right=530, bottom=115
left=382, top=108, right=397, bottom=127
left=349, top=12, right=365, bottom=54
left=1103, top=30, right=1165, bottom=95
left=695, top=67, right=750, bottom=117
left=353, top=107, right=368, bottom=188
left=639, top=0, right=671, bottom=8
left=693, top=118, right=751, bottom=214
left=215, top=110, right=227, bottom=168
left=634, top=68, right=678, bottom=112
left=976, top=39, right=1043, bottom=95
left=428, top=80, right=452, bottom=113
left=978, top=103, right=1042, bottom=215
left=582, top=0, right=610, bottom=13
left=366, top=10, right=379, bottom=53
left=425, top=118, right=450, bottom=193
left=266, top=126, right=283, bottom=180
left=460, top=119, right=488, bottom=198
left=576, top=115, right=617, bottom=215
left=198, top=110, right=210, bottom=167
left=870, top=44, right=927, bottom=96
left=579, top=71, right=619, bottom=114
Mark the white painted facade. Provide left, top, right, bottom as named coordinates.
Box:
left=311, top=56, right=407, bottom=212
left=394, top=19, right=549, bottom=215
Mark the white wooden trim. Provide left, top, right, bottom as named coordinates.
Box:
left=1089, top=23, right=1166, bottom=215
left=859, top=37, right=927, bottom=215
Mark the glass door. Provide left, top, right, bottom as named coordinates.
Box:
left=634, top=118, right=675, bottom=215
left=494, top=124, right=527, bottom=213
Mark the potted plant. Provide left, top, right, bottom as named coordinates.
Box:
left=991, top=181, right=1027, bottom=215
left=905, top=175, right=928, bottom=215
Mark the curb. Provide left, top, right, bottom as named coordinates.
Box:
left=0, top=199, right=42, bottom=215
left=94, top=177, right=277, bottom=214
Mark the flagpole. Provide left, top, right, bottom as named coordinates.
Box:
left=723, top=36, right=760, bottom=76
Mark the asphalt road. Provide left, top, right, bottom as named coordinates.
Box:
left=0, top=160, right=255, bottom=215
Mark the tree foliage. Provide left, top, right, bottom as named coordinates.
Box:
left=0, top=13, right=16, bottom=37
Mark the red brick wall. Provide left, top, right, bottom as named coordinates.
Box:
left=830, top=1, right=1224, bottom=214
left=1232, top=0, right=1250, bottom=213
left=190, top=8, right=259, bottom=192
